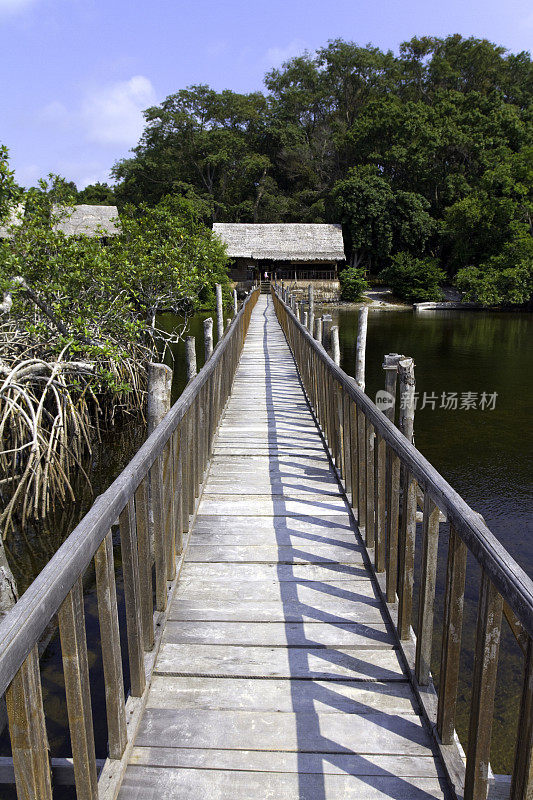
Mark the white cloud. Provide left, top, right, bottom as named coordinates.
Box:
left=0, top=0, right=37, bottom=13
left=264, top=39, right=309, bottom=69
left=81, top=76, right=156, bottom=146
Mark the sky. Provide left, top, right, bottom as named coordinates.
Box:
left=1, top=0, right=532, bottom=189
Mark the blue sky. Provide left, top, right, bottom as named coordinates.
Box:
left=1, top=0, right=532, bottom=189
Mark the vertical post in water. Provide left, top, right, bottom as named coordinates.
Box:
left=147, top=362, right=172, bottom=434
left=204, top=317, right=213, bottom=361
left=314, top=316, right=323, bottom=343
left=331, top=325, right=340, bottom=366
left=322, top=314, right=333, bottom=352
left=215, top=283, right=224, bottom=341
left=303, top=311, right=309, bottom=329
left=233, top=288, right=238, bottom=315
left=308, top=284, right=314, bottom=333
left=383, top=353, right=401, bottom=422
left=355, top=306, right=368, bottom=391
left=186, top=336, right=197, bottom=384
left=398, top=357, right=416, bottom=443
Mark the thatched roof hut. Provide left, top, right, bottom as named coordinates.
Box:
left=213, top=223, right=345, bottom=262
left=52, top=205, right=120, bottom=237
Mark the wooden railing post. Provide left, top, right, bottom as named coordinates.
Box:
left=511, top=639, right=533, bottom=799
left=437, top=524, right=467, bottom=743
left=204, top=317, right=213, bottom=361
left=94, top=532, right=128, bottom=758
left=216, top=283, right=224, bottom=340
left=6, top=648, right=53, bottom=800
left=415, top=495, right=441, bottom=684
left=464, top=572, right=503, bottom=800
left=119, top=498, right=146, bottom=696
left=58, top=577, right=98, bottom=800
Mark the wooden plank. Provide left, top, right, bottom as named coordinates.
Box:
left=464, top=571, right=503, bottom=800
left=119, top=499, right=146, bottom=697
left=180, top=563, right=368, bottom=581
left=118, top=766, right=448, bottom=799
left=5, top=647, right=53, bottom=800
left=196, top=495, right=348, bottom=516
left=58, top=577, right=98, bottom=800
left=128, top=747, right=441, bottom=776
left=154, top=643, right=405, bottom=680
left=145, top=676, right=417, bottom=714
left=437, top=524, right=467, bottom=744
left=134, top=708, right=435, bottom=754
left=415, top=495, right=440, bottom=685
left=398, top=472, right=417, bottom=640
left=183, top=544, right=364, bottom=564
left=133, top=478, right=154, bottom=651
left=510, top=638, right=533, bottom=799
left=94, top=532, right=127, bottom=760
left=163, top=621, right=395, bottom=648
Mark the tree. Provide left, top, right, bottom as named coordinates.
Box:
left=332, top=167, right=435, bottom=270
left=77, top=182, right=117, bottom=205
left=379, top=253, right=445, bottom=302
left=0, top=145, right=22, bottom=222
left=339, top=267, right=368, bottom=301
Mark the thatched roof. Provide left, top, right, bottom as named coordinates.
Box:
left=213, top=223, right=345, bottom=262
left=0, top=204, right=24, bottom=238
left=52, top=205, right=120, bottom=237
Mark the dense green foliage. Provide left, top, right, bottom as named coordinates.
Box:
left=0, top=177, right=228, bottom=387
left=339, top=266, right=368, bottom=301
left=76, top=182, right=117, bottom=205
left=112, top=35, right=533, bottom=305
left=380, top=253, right=445, bottom=302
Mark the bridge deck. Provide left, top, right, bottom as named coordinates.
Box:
left=117, top=296, right=450, bottom=799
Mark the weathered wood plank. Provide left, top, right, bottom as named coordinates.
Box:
left=154, top=643, right=405, bottom=680
left=145, top=676, right=417, bottom=714
left=134, top=708, right=436, bottom=754
left=163, top=620, right=395, bottom=648
left=118, top=767, right=448, bottom=799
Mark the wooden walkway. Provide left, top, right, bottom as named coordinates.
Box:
left=118, top=295, right=450, bottom=799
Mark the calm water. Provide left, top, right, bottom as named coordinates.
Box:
left=0, top=305, right=530, bottom=789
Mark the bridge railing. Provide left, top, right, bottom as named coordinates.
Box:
left=272, top=285, right=533, bottom=800
left=0, top=286, right=260, bottom=799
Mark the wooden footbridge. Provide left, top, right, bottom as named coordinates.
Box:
left=0, top=288, right=532, bottom=800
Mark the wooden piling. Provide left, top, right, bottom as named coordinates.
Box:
left=355, top=306, right=368, bottom=391
left=331, top=325, right=340, bottom=366
left=147, top=363, right=172, bottom=435
left=215, top=283, right=223, bottom=340
left=314, top=316, right=323, bottom=343
left=322, top=314, right=333, bottom=351
left=185, top=336, right=197, bottom=383
left=233, top=289, right=238, bottom=315
left=204, top=317, right=213, bottom=361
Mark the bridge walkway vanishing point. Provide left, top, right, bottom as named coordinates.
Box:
left=117, top=295, right=450, bottom=799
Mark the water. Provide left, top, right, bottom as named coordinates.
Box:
left=321, top=305, right=533, bottom=772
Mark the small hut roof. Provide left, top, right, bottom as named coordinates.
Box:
left=212, top=223, right=345, bottom=262
left=52, top=205, right=120, bottom=237
left=0, top=204, right=24, bottom=238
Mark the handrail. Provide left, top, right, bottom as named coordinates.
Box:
left=0, top=286, right=260, bottom=799
left=272, top=283, right=533, bottom=800
left=272, top=286, right=533, bottom=637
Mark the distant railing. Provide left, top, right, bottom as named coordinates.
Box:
left=276, top=270, right=338, bottom=281
left=0, top=287, right=260, bottom=799
left=272, top=284, right=533, bottom=800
